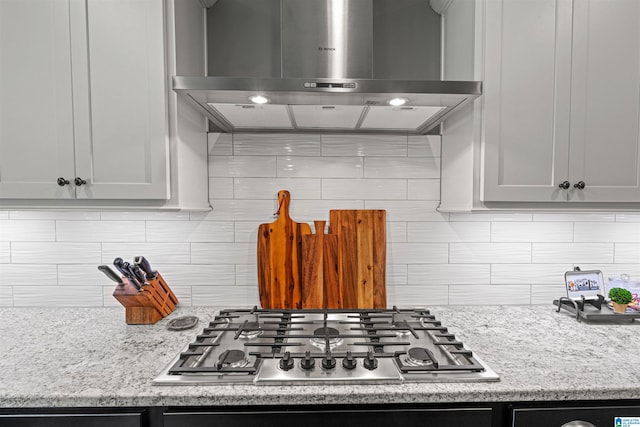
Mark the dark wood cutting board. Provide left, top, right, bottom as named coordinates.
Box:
left=329, top=210, right=386, bottom=308
left=301, top=220, right=339, bottom=309
left=257, top=190, right=311, bottom=309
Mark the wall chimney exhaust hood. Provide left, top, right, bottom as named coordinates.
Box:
left=173, top=0, right=481, bottom=135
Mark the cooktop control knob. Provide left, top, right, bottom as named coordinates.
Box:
left=279, top=351, right=294, bottom=371
left=363, top=351, right=378, bottom=370
left=342, top=351, right=357, bottom=370
left=300, top=351, right=315, bottom=370
left=321, top=354, right=336, bottom=370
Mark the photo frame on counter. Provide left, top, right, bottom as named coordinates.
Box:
left=565, top=270, right=604, bottom=301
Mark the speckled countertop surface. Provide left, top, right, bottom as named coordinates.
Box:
left=0, top=305, right=639, bottom=408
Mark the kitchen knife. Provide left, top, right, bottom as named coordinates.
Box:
left=97, top=265, right=124, bottom=284
left=128, top=263, right=148, bottom=286
left=113, top=258, right=142, bottom=290
left=133, top=255, right=156, bottom=279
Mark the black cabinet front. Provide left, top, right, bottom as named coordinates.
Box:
left=0, top=411, right=144, bottom=427
left=164, top=405, right=494, bottom=427
left=512, top=405, right=640, bottom=427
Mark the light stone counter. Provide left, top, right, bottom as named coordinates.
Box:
left=0, top=305, right=639, bottom=408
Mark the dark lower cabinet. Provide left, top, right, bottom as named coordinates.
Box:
left=0, top=409, right=145, bottom=427
left=511, top=404, right=640, bottom=427
left=163, top=405, right=495, bottom=427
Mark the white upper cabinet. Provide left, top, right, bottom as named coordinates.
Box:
left=442, top=0, right=640, bottom=208
left=0, top=0, right=168, bottom=200
left=483, top=0, right=640, bottom=203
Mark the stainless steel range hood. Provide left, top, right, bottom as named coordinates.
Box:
left=174, top=0, right=481, bottom=135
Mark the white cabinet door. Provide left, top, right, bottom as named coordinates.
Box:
left=567, top=0, right=640, bottom=202
left=482, top=0, right=573, bottom=202
left=0, top=0, right=76, bottom=199
left=70, top=0, right=168, bottom=199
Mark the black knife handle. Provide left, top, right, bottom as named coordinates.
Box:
left=133, top=255, right=156, bottom=279
left=98, top=265, right=123, bottom=284
left=129, top=264, right=147, bottom=286
left=113, top=257, right=129, bottom=277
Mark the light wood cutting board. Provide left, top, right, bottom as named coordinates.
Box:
left=329, top=210, right=386, bottom=309
left=257, top=190, right=311, bottom=309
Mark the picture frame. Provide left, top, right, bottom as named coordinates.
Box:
left=565, top=270, right=604, bottom=301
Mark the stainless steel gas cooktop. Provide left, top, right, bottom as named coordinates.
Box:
left=154, top=307, right=499, bottom=386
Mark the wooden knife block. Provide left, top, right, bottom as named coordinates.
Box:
left=112, top=272, right=178, bottom=324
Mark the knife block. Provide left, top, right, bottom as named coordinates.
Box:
left=112, top=272, right=178, bottom=325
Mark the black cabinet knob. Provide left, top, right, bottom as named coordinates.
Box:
left=279, top=351, right=294, bottom=371
left=57, top=177, right=70, bottom=186
left=74, top=177, right=87, bottom=186
left=573, top=181, right=585, bottom=190
left=300, top=351, right=315, bottom=370
left=558, top=181, right=570, bottom=189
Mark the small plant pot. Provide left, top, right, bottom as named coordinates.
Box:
left=612, top=302, right=629, bottom=314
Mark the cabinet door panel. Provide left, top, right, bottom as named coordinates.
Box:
left=482, top=0, right=572, bottom=202
left=568, top=0, right=640, bottom=202
left=71, top=0, right=168, bottom=199
left=0, top=0, right=76, bottom=198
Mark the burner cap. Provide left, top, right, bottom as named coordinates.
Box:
left=408, top=347, right=432, bottom=362
left=239, top=322, right=263, bottom=338
left=313, top=327, right=339, bottom=337
left=216, top=349, right=250, bottom=369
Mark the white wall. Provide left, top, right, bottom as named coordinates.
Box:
left=2, top=132, right=640, bottom=307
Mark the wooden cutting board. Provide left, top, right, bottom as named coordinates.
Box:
left=301, top=220, right=339, bottom=309
left=257, top=190, right=311, bottom=309
left=329, top=210, right=386, bottom=309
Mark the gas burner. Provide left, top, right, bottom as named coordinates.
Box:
left=391, top=321, right=412, bottom=336
left=310, top=326, right=343, bottom=351
left=216, top=349, right=250, bottom=369
left=403, top=347, right=438, bottom=368
left=239, top=321, right=263, bottom=339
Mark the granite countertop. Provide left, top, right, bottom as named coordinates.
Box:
left=0, top=305, right=639, bottom=408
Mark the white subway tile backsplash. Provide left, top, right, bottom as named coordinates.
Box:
left=614, top=243, right=640, bottom=263
left=408, top=264, right=490, bottom=285
left=101, top=243, right=191, bottom=265
left=12, top=242, right=101, bottom=264
left=234, top=178, right=321, bottom=199
left=278, top=156, right=363, bottom=178
left=532, top=243, right=614, bottom=264
left=531, top=284, right=565, bottom=304
left=322, top=178, right=407, bottom=200
left=192, top=285, right=260, bottom=307
left=408, top=179, right=440, bottom=201
left=387, top=285, right=448, bottom=306
left=13, top=285, right=104, bottom=307
left=208, top=132, right=233, bottom=155
left=387, top=243, right=449, bottom=264
left=56, top=220, right=145, bottom=242
left=191, top=243, right=255, bottom=265
left=408, top=135, right=441, bottom=157
left=209, top=178, right=234, bottom=199
left=0, top=243, right=9, bottom=263
left=533, top=212, right=615, bottom=222
left=449, top=243, right=532, bottom=264
left=574, top=222, right=640, bottom=242
left=146, top=221, right=234, bottom=243
left=449, top=285, right=531, bottom=305
left=0, top=264, right=58, bottom=286
left=0, top=220, right=55, bottom=242
left=4, top=133, right=640, bottom=307
left=408, top=222, right=490, bottom=243
left=364, top=201, right=448, bottom=222
left=322, top=134, right=408, bottom=157
left=364, top=157, right=439, bottom=179
left=491, top=222, right=573, bottom=242
left=491, top=264, right=572, bottom=285
left=0, top=286, right=12, bottom=306
left=233, top=133, right=321, bottom=156
left=209, top=155, right=277, bottom=177
left=9, top=210, right=100, bottom=220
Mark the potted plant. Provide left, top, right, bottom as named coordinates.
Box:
left=608, top=287, right=633, bottom=314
